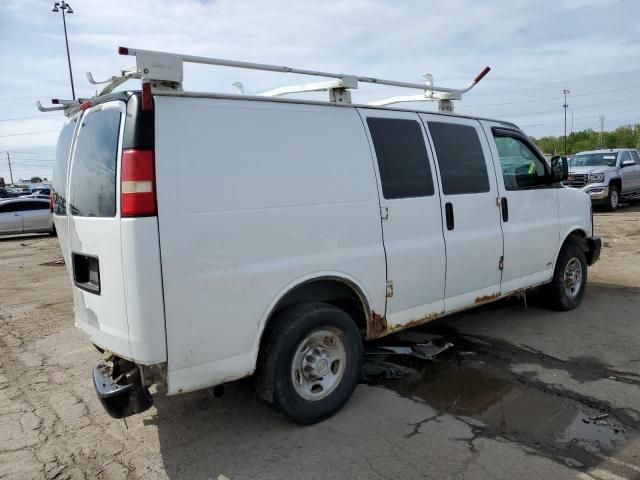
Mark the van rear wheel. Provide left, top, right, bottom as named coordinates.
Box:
left=545, top=239, right=587, bottom=311
left=256, top=302, right=362, bottom=424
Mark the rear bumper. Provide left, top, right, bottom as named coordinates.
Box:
left=586, top=236, right=601, bottom=266
left=93, top=363, right=153, bottom=419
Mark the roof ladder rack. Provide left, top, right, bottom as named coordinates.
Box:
left=116, top=47, right=490, bottom=111
left=37, top=46, right=490, bottom=115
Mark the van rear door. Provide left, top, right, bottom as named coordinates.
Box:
left=65, top=101, right=132, bottom=358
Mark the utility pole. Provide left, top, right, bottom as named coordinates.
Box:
left=6, top=152, right=14, bottom=185
left=562, top=89, right=570, bottom=155
left=597, top=115, right=605, bottom=149
left=51, top=2, right=76, bottom=100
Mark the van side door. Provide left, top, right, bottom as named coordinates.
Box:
left=482, top=122, right=561, bottom=292
left=420, top=115, right=504, bottom=311
left=359, top=109, right=446, bottom=328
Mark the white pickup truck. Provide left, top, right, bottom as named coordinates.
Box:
left=45, top=47, right=600, bottom=424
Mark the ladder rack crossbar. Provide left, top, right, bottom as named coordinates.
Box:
left=120, top=46, right=487, bottom=97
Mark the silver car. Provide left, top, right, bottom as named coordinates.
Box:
left=0, top=198, right=55, bottom=236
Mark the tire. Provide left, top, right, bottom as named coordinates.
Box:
left=49, top=225, right=57, bottom=236
left=545, top=239, right=587, bottom=311
left=256, top=302, right=363, bottom=425
left=606, top=185, right=620, bottom=211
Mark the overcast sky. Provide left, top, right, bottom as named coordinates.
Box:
left=1, top=0, right=639, bottom=181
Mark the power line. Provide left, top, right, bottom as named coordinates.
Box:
left=0, top=146, right=56, bottom=153
left=0, top=129, right=59, bottom=138
left=463, top=84, right=640, bottom=108
left=519, top=108, right=639, bottom=127
left=0, top=114, right=62, bottom=122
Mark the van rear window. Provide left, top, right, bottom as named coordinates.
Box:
left=52, top=118, right=78, bottom=215
left=69, top=109, right=121, bottom=217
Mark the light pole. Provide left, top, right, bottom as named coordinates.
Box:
left=51, top=1, right=76, bottom=100
left=562, top=89, right=570, bottom=155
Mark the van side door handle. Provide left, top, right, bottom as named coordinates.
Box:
left=500, top=197, right=509, bottom=222
left=445, top=202, right=454, bottom=230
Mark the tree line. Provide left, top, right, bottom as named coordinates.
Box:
left=532, top=123, right=640, bottom=155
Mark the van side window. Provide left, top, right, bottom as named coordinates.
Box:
left=367, top=118, right=434, bottom=199
left=493, top=134, right=548, bottom=190
left=427, top=122, right=490, bottom=195
left=69, top=109, right=121, bottom=217
left=630, top=151, right=640, bottom=164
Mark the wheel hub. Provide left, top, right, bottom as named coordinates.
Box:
left=563, top=257, right=583, bottom=299
left=291, top=328, right=347, bottom=401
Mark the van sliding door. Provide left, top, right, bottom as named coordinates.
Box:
left=420, top=115, right=504, bottom=312
left=359, top=109, right=446, bottom=329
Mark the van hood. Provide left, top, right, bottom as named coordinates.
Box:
left=568, top=165, right=615, bottom=175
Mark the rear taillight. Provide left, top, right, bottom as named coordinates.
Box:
left=121, top=149, right=157, bottom=217
left=50, top=190, right=54, bottom=212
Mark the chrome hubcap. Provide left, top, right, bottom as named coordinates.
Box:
left=291, top=328, right=346, bottom=401
left=564, top=257, right=583, bottom=299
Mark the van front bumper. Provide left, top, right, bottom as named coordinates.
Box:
left=586, top=236, right=601, bottom=266
left=93, top=363, right=153, bottom=419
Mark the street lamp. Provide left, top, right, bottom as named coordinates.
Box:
left=562, top=89, right=570, bottom=155
left=51, top=1, right=76, bottom=100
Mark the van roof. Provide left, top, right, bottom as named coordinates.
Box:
left=88, top=89, right=521, bottom=132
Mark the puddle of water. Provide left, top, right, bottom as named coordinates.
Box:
left=364, top=353, right=628, bottom=454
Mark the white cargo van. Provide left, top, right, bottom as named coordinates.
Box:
left=44, top=48, right=600, bottom=424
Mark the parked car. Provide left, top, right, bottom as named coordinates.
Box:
left=19, top=194, right=51, bottom=200
left=50, top=49, right=599, bottom=424
left=567, top=148, right=640, bottom=210
left=0, top=198, right=55, bottom=236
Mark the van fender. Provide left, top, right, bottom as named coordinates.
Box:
left=249, top=271, right=373, bottom=370
left=553, top=226, right=589, bottom=272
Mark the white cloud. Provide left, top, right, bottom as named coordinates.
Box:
left=1, top=0, right=639, bottom=180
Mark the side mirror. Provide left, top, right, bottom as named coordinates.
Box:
left=621, top=159, right=635, bottom=168
left=550, top=156, right=568, bottom=182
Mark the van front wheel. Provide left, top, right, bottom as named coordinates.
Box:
left=256, top=302, right=363, bottom=424
left=546, top=239, right=587, bottom=311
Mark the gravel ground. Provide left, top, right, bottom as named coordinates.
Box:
left=1, top=205, right=639, bottom=480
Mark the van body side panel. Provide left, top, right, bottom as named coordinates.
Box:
left=154, top=97, right=386, bottom=394
left=120, top=218, right=167, bottom=364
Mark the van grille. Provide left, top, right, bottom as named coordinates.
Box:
left=564, top=174, right=587, bottom=189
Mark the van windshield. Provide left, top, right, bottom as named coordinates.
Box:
left=569, top=153, right=618, bottom=168
left=69, top=108, right=121, bottom=217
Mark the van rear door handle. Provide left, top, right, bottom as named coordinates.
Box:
left=445, top=202, right=454, bottom=230
left=500, top=197, right=509, bottom=222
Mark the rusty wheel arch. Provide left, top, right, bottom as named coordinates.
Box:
left=259, top=276, right=375, bottom=348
